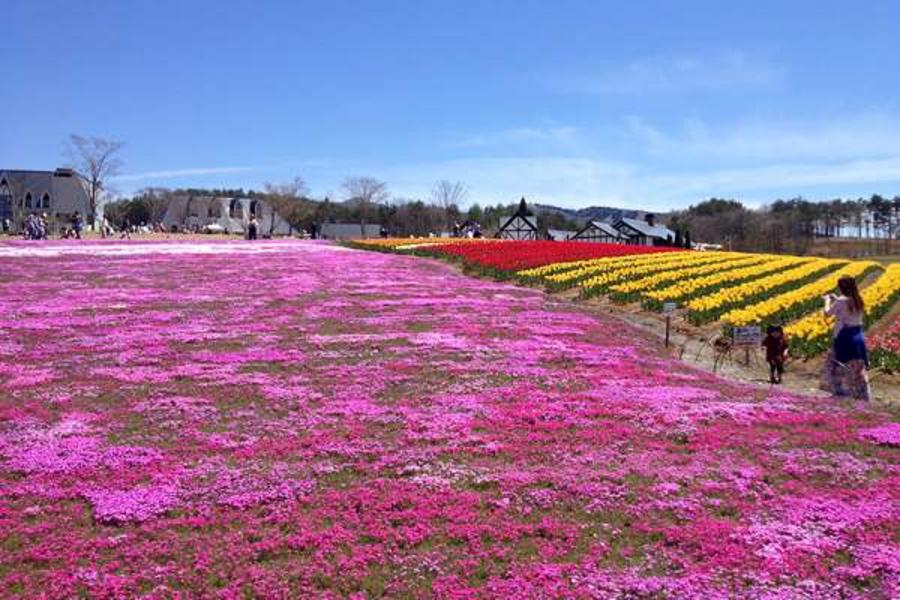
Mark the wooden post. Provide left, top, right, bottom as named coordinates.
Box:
left=665, top=315, right=671, bottom=348
left=744, top=346, right=751, bottom=366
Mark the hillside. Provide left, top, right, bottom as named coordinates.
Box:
left=532, top=203, right=643, bottom=225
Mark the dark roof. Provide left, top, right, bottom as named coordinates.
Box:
left=615, top=217, right=675, bottom=240
left=573, top=220, right=622, bottom=239
left=320, top=223, right=382, bottom=239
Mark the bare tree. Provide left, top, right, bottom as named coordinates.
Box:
left=133, top=187, right=175, bottom=224
left=263, top=176, right=311, bottom=235
left=431, top=179, right=467, bottom=229
left=430, top=180, right=467, bottom=209
left=263, top=176, right=308, bottom=199
left=341, top=176, right=389, bottom=231
left=65, top=135, right=125, bottom=229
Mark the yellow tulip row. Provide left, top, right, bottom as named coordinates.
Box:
left=535, top=255, right=657, bottom=283
left=721, top=260, right=880, bottom=327
left=686, top=258, right=845, bottom=324
left=518, top=250, right=686, bottom=282
left=576, top=252, right=739, bottom=295
left=517, top=256, right=619, bottom=279
left=558, top=251, right=734, bottom=286
left=517, top=248, right=711, bottom=280
left=353, top=237, right=489, bottom=249
left=606, top=254, right=774, bottom=298
left=642, top=255, right=811, bottom=307
left=787, top=264, right=900, bottom=356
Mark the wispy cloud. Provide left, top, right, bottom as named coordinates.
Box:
left=652, top=156, right=900, bottom=199
left=625, top=113, right=900, bottom=162
left=556, top=50, right=784, bottom=95
left=449, top=126, right=578, bottom=148
left=108, top=112, right=900, bottom=211
left=112, top=165, right=263, bottom=182
left=380, top=153, right=900, bottom=211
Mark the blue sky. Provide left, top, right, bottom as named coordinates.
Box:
left=3, top=0, right=900, bottom=210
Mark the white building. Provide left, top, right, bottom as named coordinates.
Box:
left=161, top=195, right=292, bottom=235
left=496, top=198, right=540, bottom=240
left=571, top=220, right=625, bottom=243
left=0, top=168, right=91, bottom=233
left=613, top=215, right=676, bottom=246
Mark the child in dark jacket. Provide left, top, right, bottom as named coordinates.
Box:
left=762, top=325, right=789, bottom=384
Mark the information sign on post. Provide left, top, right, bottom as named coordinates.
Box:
left=732, top=326, right=763, bottom=346
left=662, top=302, right=677, bottom=314
left=732, top=325, right=762, bottom=366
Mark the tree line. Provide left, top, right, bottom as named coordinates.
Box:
left=105, top=176, right=583, bottom=237
left=668, top=196, right=900, bottom=255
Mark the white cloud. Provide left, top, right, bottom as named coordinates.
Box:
left=652, top=156, right=900, bottom=197
left=449, top=126, right=578, bottom=148
left=113, top=165, right=261, bottom=182
left=108, top=111, right=900, bottom=212
left=625, top=113, right=900, bottom=162
left=380, top=156, right=635, bottom=207
left=378, top=154, right=900, bottom=211
left=557, top=50, right=784, bottom=95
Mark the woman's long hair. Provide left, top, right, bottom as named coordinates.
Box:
left=838, top=276, right=865, bottom=315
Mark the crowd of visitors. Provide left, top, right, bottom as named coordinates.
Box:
left=4, top=213, right=173, bottom=240
left=453, top=220, right=484, bottom=238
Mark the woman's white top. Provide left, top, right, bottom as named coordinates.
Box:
left=825, top=295, right=864, bottom=336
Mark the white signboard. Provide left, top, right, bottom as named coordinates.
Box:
left=662, top=302, right=677, bottom=315
left=733, top=326, right=763, bottom=346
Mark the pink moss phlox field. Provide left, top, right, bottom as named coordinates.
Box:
left=1, top=239, right=898, bottom=598
left=858, top=423, right=900, bottom=447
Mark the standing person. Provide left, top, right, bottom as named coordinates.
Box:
left=762, top=325, right=788, bottom=384
left=72, top=212, right=84, bottom=240
left=822, top=276, right=871, bottom=401
left=23, top=213, right=34, bottom=239
left=247, top=216, right=258, bottom=240
left=39, top=213, right=49, bottom=239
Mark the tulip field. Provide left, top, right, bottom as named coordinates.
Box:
left=873, top=317, right=900, bottom=371
left=2, top=239, right=900, bottom=598
left=353, top=238, right=682, bottom=273
left=355, top=239, right=900, bottom=368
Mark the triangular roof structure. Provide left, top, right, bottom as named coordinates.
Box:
left=573, top=220, right=622, bottom=239
left=496, top=197, right=539, bottom=240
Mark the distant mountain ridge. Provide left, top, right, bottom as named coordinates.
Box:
left=532, top=203, right=642, bottom=226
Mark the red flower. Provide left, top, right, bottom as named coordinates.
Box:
left=424, top=240, right=682, bottom=271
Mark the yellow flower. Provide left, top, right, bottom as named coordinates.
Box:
left=786, top=264, right=900, bottom=355
left=608, top=254, right=773, bottom=296
left=686, top=258, right=843, bottom=316
left=722, top=261, right=879, bottom=326
left=643, top=256, right=811, bottom=304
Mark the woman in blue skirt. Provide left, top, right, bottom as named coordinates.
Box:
left=822, top=276, right=871, bottom=401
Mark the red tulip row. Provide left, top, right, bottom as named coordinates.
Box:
left=416, top=240, right=682, bottom=272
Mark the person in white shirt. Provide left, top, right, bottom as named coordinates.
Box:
left=822, top=276, right=870, bottom=401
